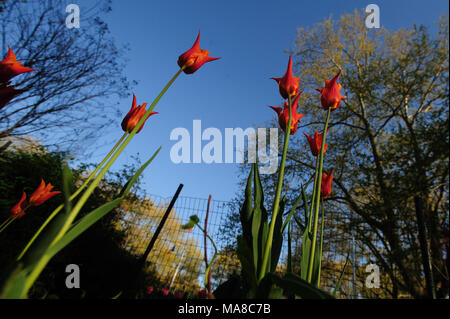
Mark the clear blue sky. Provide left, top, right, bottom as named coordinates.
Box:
left=81, top=0, right=448, bottom=202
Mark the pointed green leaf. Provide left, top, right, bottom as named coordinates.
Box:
left=270, top=196, right=285, bottom=272
left=269, top=273, right=334, bottom=299
left=333, top=253, right=350, bottom=298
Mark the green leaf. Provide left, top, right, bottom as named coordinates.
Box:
left=333, top=253, right=350, bottom=298
left=256, top=273, right=284, bottom=299
left=46, top=198, right=123, bottom=259
left=294, top=215, right=305, bottom=233
left=253, top=163, right=266, bottom=270
left=0, top=264, right=28, bottom=299
left=281, top=191, right=302, bottom=233
left=300, top=230, right=312, bottom=281
left=269, top=273, right=334, bottom=299
left=239, top=165, right=254, bottom=247
left=300, top=183, right=310, bottom=231
left=49, top=148, right=161, bottom=258
left=236, top=235, right=257, bottom=297
left=270, top=196, right=285, bottom=272
left=287, top=221, right=292, bottom=273
left=22, top=163, right=74, bottom=265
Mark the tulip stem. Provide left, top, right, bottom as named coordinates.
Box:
left=306, top=107, right=331, bottom=284
left=308, top=156, right=320, bottom=232
left=0, top=215, right=18, bottom=234
left=259, top=95, right=293, bottom=282
left=316, top=197, right=325, bottom=288
left=23, top=68, right=183, bottom=294
left=17, top=132, right=128, bottom=261
left=0, top=216, right=12, bottom=232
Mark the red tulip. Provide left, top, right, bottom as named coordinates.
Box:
left=320, top=169, right=334, bottom=199
left=0, top=46, right=36, bottom=83
left=121, top=94, right=157, bottom=133
left=28, top=179, right=61, bottom=207
left=304, top=131, right=328, bottom=157
left=0, top=84, right=25, bottom=109
left=316, top=71, right=345, bottom=111
left=146, top=286, right=154, bottom=294
left=271, top=56, right=301, bottom=99
left=10, top=191, right=27, bottom=219
left=178, top=31, right=220, bottom=74
left=161, top=288, right=170, bottom=296
left=269, top=92, right=304, bottom=135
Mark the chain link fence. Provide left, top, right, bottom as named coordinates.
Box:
left=119, top=193, right=363, bottom=298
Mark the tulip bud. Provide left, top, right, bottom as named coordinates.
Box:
left=121, top=94, right=157, bottom=133
left=316, top=71, right=345, bottom=111
left=269, top=92, right=304, bottom=135
left=178, top=31, right=220, bottom=74
left=304, top=131, right=328, bottom=157
left=271, top=56, right=301, bottom=99
left=320, top=169, right=334, bottom=199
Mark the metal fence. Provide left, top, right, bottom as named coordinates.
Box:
left=120, top=192, right=362, bottom=298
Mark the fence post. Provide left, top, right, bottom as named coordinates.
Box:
left=139, top=183, right=184, bottom=265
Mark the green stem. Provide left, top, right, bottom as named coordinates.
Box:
left=317, top=197, right=325, bottom=288
left=259, top=95, right=293, bottom=281
left=23, top=68, right=183, bottom=293
left=308, top=156, right=320, bottom=232
left=0, top=216, right=12, bottom=231
left=306, top=107, right=331, bottom=283
left=0, top=215, right=18, bottom=234
left=17, top=132, right=128, bottom=261
left=196, top=223, right=218, bottom=288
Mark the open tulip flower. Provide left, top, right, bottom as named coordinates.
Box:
left=28, top=179, right=61, bottom=207
left=121, top=93, right=157, bottom=133
left=269, top=92, right=304, bottom=135
left=304, top=131, right=328, bottom=157
left=316, top=71, right=345, bottom=111
left=271, top=56, right=301, bottom=99
left=0, top=46, right=36, bottom=84
left=320, top=169, right=334, bottom=199
left=178, top=31, right=220, bottom=74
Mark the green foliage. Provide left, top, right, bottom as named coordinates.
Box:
left=224, top=163, right=333, bottom=299
left=0, top=146, right=157, bottom=298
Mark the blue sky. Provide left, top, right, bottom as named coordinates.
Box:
left=81, top=0, right=448, bottom=202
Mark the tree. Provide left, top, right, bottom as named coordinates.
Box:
left=0, top=0, right=131, bottom=150
left=226, top=10, right=448, bottom=298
